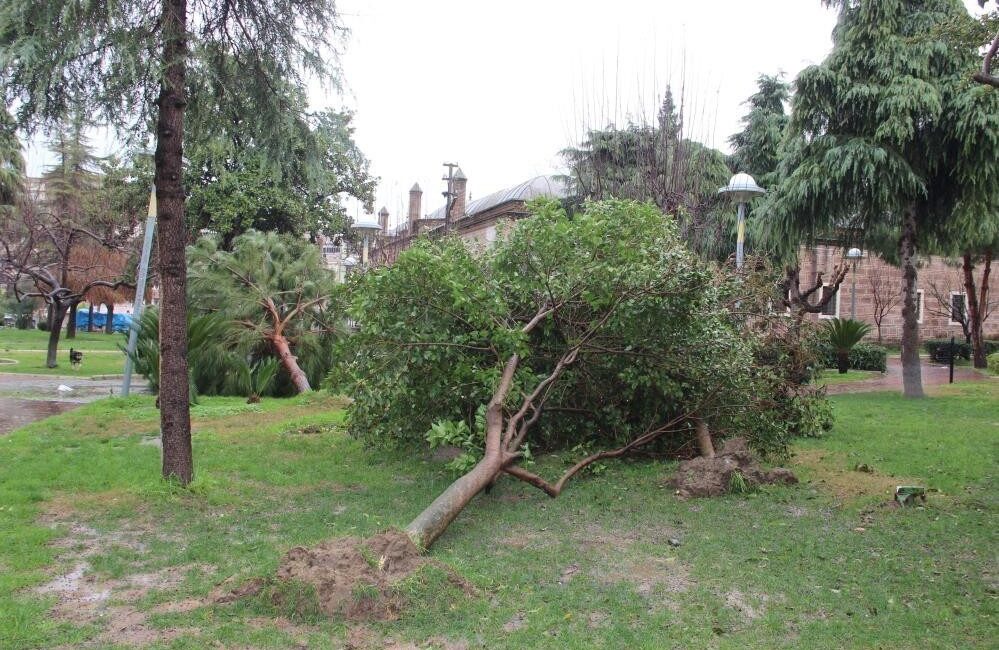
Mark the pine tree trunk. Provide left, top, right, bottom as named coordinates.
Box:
left=898, top=208, right=924, bottom=398
left=87, top=303, right=94, bottom=332
left=272, top=333, right=311, bottom=393
left=66, top=303, right=77, bottom=339
left=46, top=302, right=67, bottom=368
left=105, top=303, right=115, bottom=334
left=963, top=251, right=989, bottom=369
left=156, top=0, right=193, bottom=485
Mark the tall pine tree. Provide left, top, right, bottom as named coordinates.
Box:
left=768, top=0, right=998, bottom=398
left=1, top=0, right=348, bottom=483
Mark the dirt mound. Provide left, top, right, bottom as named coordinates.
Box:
left=270, top=529, right=468, bottom=621
left=671, top=437, right=798, bottom=497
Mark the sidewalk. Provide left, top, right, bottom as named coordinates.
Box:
left=824, top=356, right=991, bottom=395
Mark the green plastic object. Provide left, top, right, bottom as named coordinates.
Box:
left=895, top=486, right=926, bottom=506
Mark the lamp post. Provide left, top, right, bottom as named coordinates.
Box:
left=121, top=185, right=157, bottom=397
left=846, top=247, right=863, bottom=319
left=352, top=214, right=382, bottom=268
left=718, top=172, right=766, bottom=270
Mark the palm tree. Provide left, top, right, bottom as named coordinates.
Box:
left=824, top=318, right=873, bottom=374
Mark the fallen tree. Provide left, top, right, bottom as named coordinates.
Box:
left=189, top=230, right=343, bottom=393
left=332, top=199, right=826, bottom=550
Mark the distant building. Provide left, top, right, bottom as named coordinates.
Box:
left=369, top=170, right=569, bottom=265
left=798, top=244, right=997, bottom=343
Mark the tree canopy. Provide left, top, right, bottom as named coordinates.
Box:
left=332, top=199, right=828, bottom=548
left=765, top=0, right=999, bottom=397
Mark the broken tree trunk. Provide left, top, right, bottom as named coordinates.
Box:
left=272, top=332, right=311, bottom=393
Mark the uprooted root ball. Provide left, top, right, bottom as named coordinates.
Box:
left=671, top=437, right=798, bottom=497
left=223, top=529, right=473, bottom=621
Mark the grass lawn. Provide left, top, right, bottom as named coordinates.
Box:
left=0, top=385, right=995, bottom=649
left=0, top=328, right=127, bottom=376
left=815, top=369, right=884, bottom=386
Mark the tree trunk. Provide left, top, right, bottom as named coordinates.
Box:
left=46, top=302, right=67, bottom=368
left=963, top=251, right=989, bottom=369
left=105, top=303, right=115, bottom=334
left=66, top=302, right=78, bottom=339
left=694, top=417, right=714, bottom=458
left=87, top=303, right=94, bottom=332
left=837, top=350, right=849, bottom=374
left=272, top=333, right=311, bottom=393
left=156, top=0, right=193, bottom=485
left=406, top=355, right=521, bottom=549
left=898, top=208, right=924, bottom=398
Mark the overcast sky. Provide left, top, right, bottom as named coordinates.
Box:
left=24, top=0, right=987, bottom=231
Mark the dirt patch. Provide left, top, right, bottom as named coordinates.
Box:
left=724, top=589, right=768, bottom=621
left=35, top=512, right=209, bottom=647
left=592, top=555, right=691, bottom=599
left=792, top=449, right=917, bottom=501
left=503, top=611, right=527, bottom=632
left=671, top=438, right=798, bottom=497
left=268, top=529, right=471, bottom=621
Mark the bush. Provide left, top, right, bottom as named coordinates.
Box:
left=924, top=338, right=999, bottom=362
left=331, top=199, right=829, bottom=462
left=988, top=352, right=999, bottom=375
left=818, top=342, right=887, bottom=372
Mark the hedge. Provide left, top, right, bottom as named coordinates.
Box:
left=819, top=342, right=887, bottom=372
left=988, top=352, right=999, bottom=376
left=924, top=338, right=999, bottom=362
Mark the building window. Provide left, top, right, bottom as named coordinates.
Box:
left=819, top=285, right=839, bottom=319
left=949, top=292, right=967, bottom=325
left=915, top=289, right=924, bottom=324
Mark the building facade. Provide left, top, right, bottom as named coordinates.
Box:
left=800, top=244, right=997, bottom=343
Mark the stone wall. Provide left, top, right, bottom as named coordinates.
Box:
left=801, top=244, right=998, bottom=343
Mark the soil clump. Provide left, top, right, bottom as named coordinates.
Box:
left=671, top=437, right=798, bottom=497
left=268, top=529, right=470, bottom=621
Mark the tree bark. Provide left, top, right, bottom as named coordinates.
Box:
left=66, top=302, right=77, bottom=339
left=272, top=333, right=311, bottom=393
left=406, top=354, right=521, bottom=550
left=837, top=350, right=849, bottom=374
left=104, top=303, right=114, bottom=334
left=156, top=0, right=193, bottom=485
left=898, top=208, right=924, bottom=398
left=963, top=251, right=990, bottom=369
left=46, top=302, right=67, bottom=368
left=87, top=303, right=94, bottom=332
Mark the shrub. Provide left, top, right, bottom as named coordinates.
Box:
left=924, top=338, right=999, bottom=362
left=818, top=342, right=887, bottom=372
left=823, top=318, right=872, bottom=373
left=988, top=352, right=999, bottom=376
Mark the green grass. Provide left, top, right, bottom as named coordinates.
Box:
left=0, top=327, right=128, bottom=376
left=815, top=369, right=884, bottom=386
left=0, top=385, right=996, bottom=649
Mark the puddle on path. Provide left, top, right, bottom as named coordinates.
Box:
left=0, top=397, right=79, bottom=435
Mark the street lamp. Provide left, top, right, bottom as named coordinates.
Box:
left=846, top=247, right=863, bottom=319
left=352, top=214, right=382, bottom=268
left=718, top=172, right=766, bottom=270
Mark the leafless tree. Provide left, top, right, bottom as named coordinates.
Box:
left=0, top=189, right=133, bottom=367
left=869, top=268, right=902, bottom=344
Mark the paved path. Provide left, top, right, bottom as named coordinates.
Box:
left=824, top=357, right=991, bottom=395
left=0, top=373, right=150, bottom=435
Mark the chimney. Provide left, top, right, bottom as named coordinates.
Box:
left=378, top=206, right=389, bottom=234
left=408, top=182, right=422, bottom=235
left=451, top=167, right=467, bottom=222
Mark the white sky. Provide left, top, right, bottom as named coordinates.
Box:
left=24, top=0, right=987, bottom=232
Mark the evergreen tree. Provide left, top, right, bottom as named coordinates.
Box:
left=0, top=0, right=349, bottom=484
left=768, top=0, right=999, bottom=398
